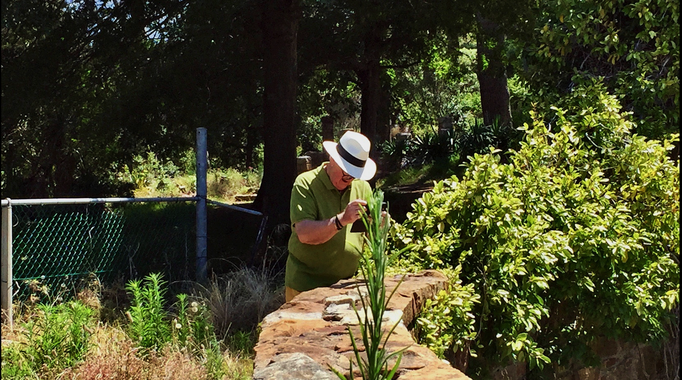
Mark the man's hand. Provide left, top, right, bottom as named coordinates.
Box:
left=294, top=199, right=368, bottom=245
left=338, top=199, right=368, bottom=227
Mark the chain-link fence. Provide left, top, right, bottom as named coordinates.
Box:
left=3, top=199, right=197, bottom=302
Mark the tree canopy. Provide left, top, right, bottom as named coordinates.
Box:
left=1, top=0, right=678, bottom=215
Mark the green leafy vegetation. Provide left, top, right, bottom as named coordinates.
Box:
left=2, top=301, right=94, bottom=378
left=1, top=269, right=280, bottom=380
left=390, top=82, right=679, bottom=377
left=415, top=266, right=479, bottom=360
left=516, top=0, right=679, bottom=139
left=125, top=273, right=173, bottom=354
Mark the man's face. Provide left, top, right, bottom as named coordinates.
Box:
left=329, top=159, right=354, bottom=191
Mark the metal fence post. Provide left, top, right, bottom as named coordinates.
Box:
left=196, top=128, right=208, bottom=283
left=2, top=200, right=13, bottom=327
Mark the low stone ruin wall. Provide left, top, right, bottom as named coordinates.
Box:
left=253, top=270, right=469, bottom=380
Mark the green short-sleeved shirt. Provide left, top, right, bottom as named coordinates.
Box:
left=286, top=163, right=372, bottom=292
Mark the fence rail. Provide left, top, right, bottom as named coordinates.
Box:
left=1, top=197, right=199, bottom=207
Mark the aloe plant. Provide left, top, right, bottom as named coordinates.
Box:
left=333, top=190, right=410, bottom=380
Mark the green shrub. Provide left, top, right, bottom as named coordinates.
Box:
left=390, top=80, right=679, bottom=375
left=415, top=266, right=479, bottom=359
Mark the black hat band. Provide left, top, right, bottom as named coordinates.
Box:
left=337, top=144, right=366, bottom=168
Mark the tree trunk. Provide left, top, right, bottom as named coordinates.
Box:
left=356, top=26, right=384, bottom=160
left=321, top=116, right=334, bottom=142
left=476, top=15, right=512, bottom=128
left=253, top=0, right=299, bottom=227
left=357, top=61, right=381, bottom=150
left=377, top=77, right=391, bottom=145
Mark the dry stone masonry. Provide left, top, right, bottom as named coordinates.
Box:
left=253, top=270, right=470, bottom=380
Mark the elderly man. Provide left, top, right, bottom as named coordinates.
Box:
left=285, top=130, right=377, bottom=302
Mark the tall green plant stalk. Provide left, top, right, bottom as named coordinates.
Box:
left=333, top=190, right=409, bottom=380
left=126, top=272, right=171, bottom=354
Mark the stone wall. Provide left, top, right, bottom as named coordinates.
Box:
left=558, top=338, right=670, bottom=380
left=253, top=270, right=470, bottom=380
left=488, top=332, right=673, bottom=380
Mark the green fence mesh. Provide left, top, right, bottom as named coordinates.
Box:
left=9, top=201, right=196, bottom=301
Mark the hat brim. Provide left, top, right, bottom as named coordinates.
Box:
left=323, top=141, right=377, bottom=181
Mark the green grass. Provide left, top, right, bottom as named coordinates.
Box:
left=376, top=154, right=462, bottom=190
left=121, top=151, right=261, bottom=203
left=133, top=167, right=261, bottom=204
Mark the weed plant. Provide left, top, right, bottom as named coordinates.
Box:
left=119, top=272, right=256, bottom=379
left=126, top=272, right=171, bottom=354
left=172, top=293, right=215, bottom=355
left=125, top=273, right=224, bottom=362
left=26, top=302, right=94, bottom=369
left=2, top=301, right=94, bottom=379
left=333, top=190, right=410, bottom=380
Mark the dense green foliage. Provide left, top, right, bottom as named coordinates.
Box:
left=416, top=266, right=479, bottom=360
left=126, top=273, right=172, bottom=354
left=515, top=0, right=679, bottom=139
left=390, top=82, right=679, bottom=375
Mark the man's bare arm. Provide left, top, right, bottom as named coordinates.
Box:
left=295, top=199, right=367, bottom=245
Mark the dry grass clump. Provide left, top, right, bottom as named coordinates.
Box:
left=198, top=266, right=285, bottom=338
left=206, top=168, right=261, bottom=204
left=50, top=321, right=253, bottom=380
left=63, top=325, right=208, bottom=379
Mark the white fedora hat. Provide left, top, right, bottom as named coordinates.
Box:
left=323, top=131, right=377, bottom=181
